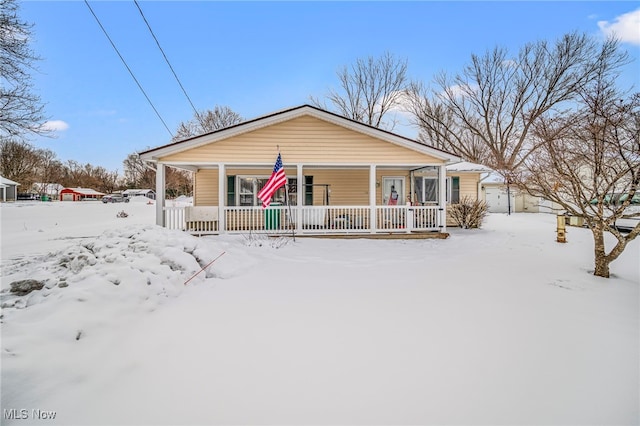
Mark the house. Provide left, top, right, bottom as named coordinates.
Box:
left=33, top=183, right=65, bottom=198
left=0, top=176, right=20, bottom=202
left=59, top=187, right=105, bottom=201
left=123, top=189, right=156, bottom=200
left=139, top=105, right=463, bottom=236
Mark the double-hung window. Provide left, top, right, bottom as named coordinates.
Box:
left=446, top=177, right=460, bottom=204
left=232, top=176, right=297, bottom=206
left=237, top=177, right=268, bottom=206
left=414, top=177, right=439, bottom=205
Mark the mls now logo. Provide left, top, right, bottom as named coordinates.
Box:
left=4, top=409, right=57, bottom=420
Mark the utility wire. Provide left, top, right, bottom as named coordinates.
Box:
left=84, top=0, right=174, bottom=138
left=133, top=0, right=201, bottom=121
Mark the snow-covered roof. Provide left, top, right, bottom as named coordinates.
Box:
left=446, top=161, right=494, bottom=172
left=0, top=176, right=20, bottom=186
left=123, top=189, right=155, bottom=195
left=33, top=183, right=64, bottom=191
left=64, top=187, right=105, bottom=195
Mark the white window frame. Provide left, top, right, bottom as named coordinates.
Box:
left=420, top=176, right=439, bottom=204
left=382, top=176, right=405, bottom=205
left=235, top=175, right=297, bottom=207
left=236, top=176, right=269, bottom=207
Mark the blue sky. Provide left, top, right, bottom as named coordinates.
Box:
left=20, top=1, right=640, bottom=173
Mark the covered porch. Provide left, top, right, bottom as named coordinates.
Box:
left=139, top=105, right=461, bottom=238
left=156, top=163, right=448, bottom=236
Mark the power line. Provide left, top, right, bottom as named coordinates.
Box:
left=133, top=0, right=201, bottom=121
left=84, top=0, right=174, bottom=138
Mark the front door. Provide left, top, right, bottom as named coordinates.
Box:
left=382, top=177, right=404, bottom=205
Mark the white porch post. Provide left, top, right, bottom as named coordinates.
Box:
left=439, top=164, right=447, bottom=232
left=370, top=165, right=377, bottom=233
left=218, top=164, right=226, bottom=234
left=155, top=163, right=166, bottom=227
left=296, top=164, right=303, bottom=233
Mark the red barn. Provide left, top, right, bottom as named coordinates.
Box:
left=59, top=187, right=105, bottom=201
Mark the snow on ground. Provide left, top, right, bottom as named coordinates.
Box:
left=0, top=200, right=638, bottom=425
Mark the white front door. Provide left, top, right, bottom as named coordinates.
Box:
left=382, top=177, right=404, bottom=205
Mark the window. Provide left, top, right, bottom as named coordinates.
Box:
left=412, top=166, right=440, bottom=205
left=424, top=177, right=438, bottom=203
left=446, top=177, right=460, bottom=204
left=414, top=176, right=438, bottom=204
left=232, top=176, right=297, bottom=206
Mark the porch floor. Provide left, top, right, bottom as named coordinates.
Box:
left=265, top=231, right=450, bottom=240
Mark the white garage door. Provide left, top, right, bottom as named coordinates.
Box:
left=62, top=193, right=74, bottom=201
left=485, top=187, right=515, bottom=213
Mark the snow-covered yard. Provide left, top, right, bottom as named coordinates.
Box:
left=1, top=200, right=638, bottom=425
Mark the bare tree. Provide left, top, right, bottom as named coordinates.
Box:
left=33, top=147, right=63, bottom=191
left=172, top=105, right=243, bottom=142
left=311, top=52, right=409, bottom=130
left=520, top=73, right=639, bottom=278
left=124, top=152, right=192, bottom=196
left=165, top=167, right=192, bottom=198
left=0, top=138, right=41, bottom=188
left=0, top=0, right=47, bottom=137
left=123, top=153, right=155, bottom=188
left=406, top=33, right=629, bottom=212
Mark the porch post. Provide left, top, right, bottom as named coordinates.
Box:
left=218, top=164, right=226, bottom=234
left=439, top=164, right=447, bottom=232
left=296, top=164, right=303, bottom=233
left=155, top=163, right=166, bottom=227
left=370, top=165, right=377, bottom=233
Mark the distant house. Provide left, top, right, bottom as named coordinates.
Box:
left=59, top=187, right=105, bottom=201
left=123, top=189, right=156, bottom=200
left=0, top=176, right=20, bottom=202
left=480, top=172, right=562, bottom=214
left=33, top=183, right=65, bottom=198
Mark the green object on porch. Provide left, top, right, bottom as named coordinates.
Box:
left=265, top=203, right=282, bottom=230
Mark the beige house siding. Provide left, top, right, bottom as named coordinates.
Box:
left=303, top=169, right=369, bottom=206
left=160, top=116, right=443, bottom=165
left=194, top=169, right=218, bottom=206
left=456, top=173, right=481, bottom=200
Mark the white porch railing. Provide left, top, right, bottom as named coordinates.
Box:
left=165, top=206, right=186, bottom=231
left=164, top=205, right=442, bottom=235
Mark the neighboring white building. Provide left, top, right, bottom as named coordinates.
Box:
left=0, top=176, right=20, bottom=202
left=123, top=189, right=156, bottom=200
left=481, top=172, right=562, bottom=214
left=33, top=183, right=65, bottom=198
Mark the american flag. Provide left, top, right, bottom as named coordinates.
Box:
left=257, top=153, right=287, bottom=209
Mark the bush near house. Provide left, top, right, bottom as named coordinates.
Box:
left=449, top=196, right=488, bottom=229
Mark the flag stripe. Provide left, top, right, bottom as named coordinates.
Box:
left=257, top=153, right=287, bottom=208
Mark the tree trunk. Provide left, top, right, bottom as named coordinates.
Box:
left=592, top=226, right=610, bottom=278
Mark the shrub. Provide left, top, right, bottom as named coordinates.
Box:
left=449, top=196, right=488, bottom=229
